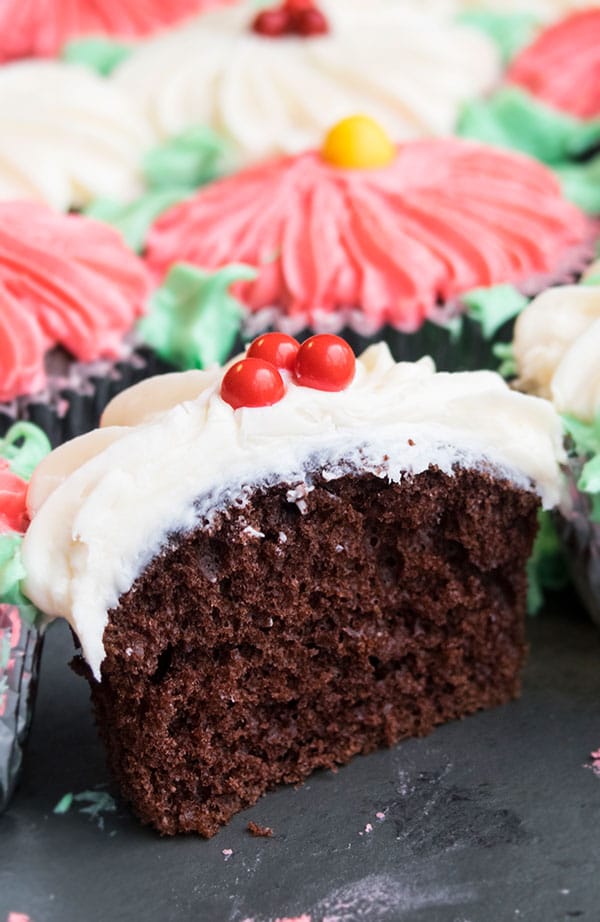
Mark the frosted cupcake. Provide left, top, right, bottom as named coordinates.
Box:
left=145, top=116, right=596, bottom=371
left=513, top=275, right=600, bottom=623
left=112, top=0, right=501, bottom=166
left=0, top=423, right=50, bottom=811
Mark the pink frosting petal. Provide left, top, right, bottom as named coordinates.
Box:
left=0, top=0, right=234, bottom=61
left=147, top=139, right=593, bottom=331
left=0, top=459, right=29, bottom=533
left=0, top=202, right=151, bottom=401
left=508, top=9, right=600, bottom=119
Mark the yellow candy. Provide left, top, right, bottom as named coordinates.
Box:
left=321, top=115, right=396, bottom=170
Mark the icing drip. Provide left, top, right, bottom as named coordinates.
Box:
left=146, top=139, right=592, bottom=331
left=508, top=9, right=600, bottom=118
left=0, top=202, right=151, bottom=402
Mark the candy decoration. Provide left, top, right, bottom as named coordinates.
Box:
left=0, top=461, right=29, bottom=535
left=252, top=0, right=329, bottom=38
left=322, top=115, right=396, bottom=171
left=247, top=333, right=300, bottom=371
left=221, top=358, right=285, bottom=409
left=294, top=335, right=356, bottom=392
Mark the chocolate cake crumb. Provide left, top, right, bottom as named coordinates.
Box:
left=81, top=466, right=539, bottom=836
left=247, top=821, right=274, bottom=838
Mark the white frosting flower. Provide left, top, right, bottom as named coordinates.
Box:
left=112, top=0, right=500, bottom=164
left=22, top=343, right=563, bottom=679
left=0, top=60, right=156, bottom=211
left=514, top=284, right=600, bottom=422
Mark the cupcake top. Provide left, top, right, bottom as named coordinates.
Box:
left=21, top=337, right=564, bottom=678
left=146, top=120, right=593, bottom=332
left=0, top=0, right=234, bottom=62
left=513, top=280, right=600, bottom=422
left=0, top=60, right=155, bottom=211
left=0, top=202, right=151, bottom=403
left=507, top=8, right=600, bottom=118
left=112, top=0, right=500, bottom=164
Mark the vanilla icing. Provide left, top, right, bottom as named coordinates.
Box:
left=22, top=345, right=564, bottom=680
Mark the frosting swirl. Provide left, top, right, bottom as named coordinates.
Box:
left=0, top=202, right=151, bottom=402
left=513, top=282, right=600, bottom=421
left=21, top=342, right=564, bottom=679
left=507, top=9, right=600, bottom=118
left=0, top=61, right=154, bottom=211
left=147, top=139, right=592, bottom=331
left=0, top=0, right=233, bottom=62
left=113, top=0, right=500, bottom=164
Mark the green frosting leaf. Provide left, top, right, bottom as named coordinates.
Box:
left=555, top=154, right=600, bottom=216
left=144, top=126, right=233, bottom=192
left=459, top=87, right=600, bottom=166
left=456, top=11, right=539, bottom=64
left=139, top=263, right=256, bottom=370
left=0, top=422, right=51, bottom=481
left=562, top=414, right=600, bottom=459
left=61, top=36, right=132, bottom=76
left=526, top=509, right=569, bottom=615
left=579, top=455, right=600, bottom=495
left=462, top=284, right=528, bottom=340
left=492, top=341, right=518, bottom=379
left=0, top=534, right=39, bottom=627
left=86, top=189, right=191, bottom=254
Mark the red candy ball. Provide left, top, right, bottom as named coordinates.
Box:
left=221, top=358, right=285, bottom=409
left=252, top=8, right=290, bottom=37
left=247, top=332, right=300, bottom=371
left=296, top=7, right=329, bottom=35
left=294, top=334, right=355, bottom=392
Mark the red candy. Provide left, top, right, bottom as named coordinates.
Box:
left=252, top=0, right=329, bottom=38
left=221, top=358, right=285, bottom=409
left=247, top=332, right=300, bottom=371
left=0, top=459, right=29, bottom=534
left=294, top=334, right=356, bottom=392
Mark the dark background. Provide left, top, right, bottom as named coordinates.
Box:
left=2, top=601, right=600, bottom=922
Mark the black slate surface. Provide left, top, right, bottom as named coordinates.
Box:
left=2, top=602, right=600, bottom=922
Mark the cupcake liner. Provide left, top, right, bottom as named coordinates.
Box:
left=556, top=457, right=600, bottom=626
left=1, top=346, right=175, bottom=448
left=0, top=604, right=43, bottom=812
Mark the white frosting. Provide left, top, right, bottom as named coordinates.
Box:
left=513, top=284, right=600, bottom=421
left=112, top=0, right=500, bottom=163
left=22, top=344, right=563, bottom=681
left=0, top=61, right=155, bottom=211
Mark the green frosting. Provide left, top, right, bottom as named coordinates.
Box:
left=0, top=534, right=39, bottom=626
left=61, top=37, right=132, bottom=76
left=0, top=422, right=51, bottom=481
left=562, top=414, right=600, bottom=521
left=456, top=11, right=539, bottom=64
left=86, top=189, right=190, bottom=254
left=139, top=263, right=256, bottom=370
left=85, top=127, right=232, bottom=254
left=554, top=154, right=600, bottom=216
left=492, top=341, right=518, bottom=379
left=458, top=87, right=600, bottom=215
left=526, top=510, right=569, bottom=615
left=462, top=284, right=528, bottom=340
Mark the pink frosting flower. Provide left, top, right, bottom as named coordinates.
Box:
left=0, top=0, right=234, bottom=61
left=507, top=9, right=600, bottom=119
left=0, top=461, right=29, bottom=535
left=147, top=139, right=593, bottom=331
left=0, top=202, right=151, bottom=403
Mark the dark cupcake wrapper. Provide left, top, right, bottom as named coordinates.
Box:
left=0, top=604, right=44, bottom=812
left=0, top=347, right=175, bottom=448
left=555, top=457, right=600, bottom=627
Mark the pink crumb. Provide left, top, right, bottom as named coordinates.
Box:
left=222, top=848, right=233, bottom=859
left=375, top=811, right=386, bottom=820
left=8, top=914, right=33, bottom=922
left=590, top=749, right=600, bottom=777
left=275, top=917, right=312, bottom=922
left=365, top=823, right=373, bottom=833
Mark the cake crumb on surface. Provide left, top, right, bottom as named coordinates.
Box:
left=247, top=821, right=273, bottom=838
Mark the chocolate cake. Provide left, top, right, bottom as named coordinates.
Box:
left=20, top=338, right=564, bottom=836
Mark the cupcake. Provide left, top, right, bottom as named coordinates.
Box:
left=0, top=0, right=235, bottom=63
left=145, top=117, right=596, bottom=371
left=0, top=422, right=50, bottom=811
left=20, top=337, right=564, bottom=835
left=458, top=8, right=600, bottom=216
left=0, top=201, right=153, bottom=444
left=513, top=277, right=600, bottom=624
left=112, top=0, right=501, bottom=166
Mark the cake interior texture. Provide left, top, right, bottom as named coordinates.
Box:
left=79, top=466, right=539, bottom=836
